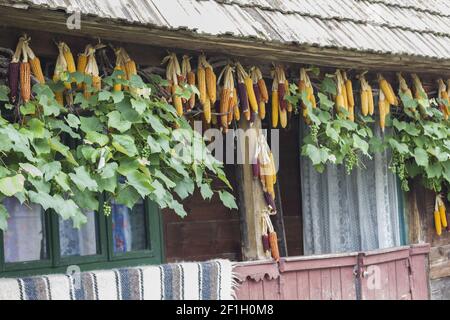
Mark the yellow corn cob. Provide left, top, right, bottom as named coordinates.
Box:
left=187, top=71, right=196, bottom=109
left=245, top=77, right=259, bottom=113
left=203, top=98, right=211, bottom=124
left=29, top=57, right=45, bottom=84
left=205, top=66, right=216, bottom=104
left=265, top=173, right=275, bottom=200
left=335, top=94, right=345, bottom=112
left=367, top=86, right=374, bottom=115
left=269, top=152, right=277, bottom=185
left=379, top=75, right=396, bottom=105
left=435, top=210, right=442, bottom=236
left=437, top=197, right=448, bottom=228
left=361, top=90, right=369, bottom=116
left=77, top=54, right=87, bottom=73
left=173, top=86, right=183, bottom=116
left=234, top=88, right=241, bottom=122
left=342, top=84, right=349, bottom=111
left=272, top=90, right=279, bottom=128
left=197, top=66, right=207, bottom=105
left=220, top=88, right=231, bottom=130
left=114, top=65, right=123, bottom=92
left=259, top=101, right=266, bottom=120
left=307, top=86, right=316, bottom=109
left=346, top=79, right=354, bottom=108
left=379, top=97, right=386, bottom=132
left=62, top=44, right=76, bottom=74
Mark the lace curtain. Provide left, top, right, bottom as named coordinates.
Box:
left=300, top=126, right=402, bottom=255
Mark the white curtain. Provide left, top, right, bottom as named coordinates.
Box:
left=300, top=126, right=402, bottom=255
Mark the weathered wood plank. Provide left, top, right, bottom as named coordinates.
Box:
left=281, top=272, right=298, bottom=300
left=395, top=260, right=412, bottom=300
left=330, top=268, right=342, bottom=300
left=320, top=269, right=332, bottom=300
left=429, top=244, right=450, bottom=280
left=262, top=278, right=280, bottom=300
left=340, top=267, right=356, bottom=300
left=387, top=261, right=398, bottom=300
left=296, top=271, right=310, bottom=300
left=410, top=255, right=429, bottom=300
left=308, top=270, right=322, bottom=300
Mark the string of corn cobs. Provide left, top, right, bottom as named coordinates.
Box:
left=434, top=194, right=449, bottom=236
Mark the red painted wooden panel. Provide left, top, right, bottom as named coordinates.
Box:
left=330, top=268, right=342, bottom=300
left=263, top=279, right=280, bottom=300
left=281, top=272, right=298, bottom=300
left=410, top=254, right=429, bottom=300
left=296, top=271, right=310, bottom=300
left=321, top=269, right=332, bottom=300
left=308, top=270, right=322, bottom=300
left=248, top=280, right=264, bottom=300
left=387, top=261, right=398, bottom=300
left=395, top=260, right=411, bottom=300
left=340, top=267, right=356, bottom=300
left=233, top=244, right=429, bottom=300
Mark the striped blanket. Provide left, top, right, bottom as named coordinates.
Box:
left=0, top=260, right=236, bottom=300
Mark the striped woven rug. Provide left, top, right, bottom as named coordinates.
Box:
left=0, top=260, right=235, bottom=300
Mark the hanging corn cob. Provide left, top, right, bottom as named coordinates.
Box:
left=263, top=214, right=280, bottom=262
left=20, top=42, right=31, bottom=104
left=83, top=46, right=101, bottom=99
left=359, top=72, right=374, bottom=116
left=235, top=65, right=250, bottom=122
left=23, top=38, right=45, bottom=84
left=298, top=68, right=313, bottom=122
left=271, top=73, right=279, bottom=128
left=250, top=67, right=266, bottom=119
left=335, top=70, right=347, bottom=115
left=437, top=195, right=448, bottom=231
left=182, top=55, right=195, bottom=111
left=233, top=88, right=241, bottom=122
left=397, top=72, right=412, bottom=99
left=379, top=89, right=387, bottom=132
left=198, top=54, right=216, bottom=105
left=412, top=74, right=429, bottom=115
left=162, top=53, right=183, bottom=116
left=434, top=195, right=442, bottom=236
left=236, top=62, right=258, bottom=114
left=343, top=71, right=355, bottom=121
left=8, top=37, right=24, bottom=103
left=53, top=42, right=68, bottom=105
left=437, top=79, right=449, bottom=120
left=76, top=45, right=90, bottom=89
left=256, top=133, right=277, bottom=202
left=113, top=48, right=125, bottom=92
left=261, top=215, right=271, bottom=258
left=218, top=64, right=235, bottom=132
left=273, top=66, right=287, bottom=128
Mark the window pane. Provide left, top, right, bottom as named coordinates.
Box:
left=3, top=197, right=47, bottom=263
left=112, top=199, right=147, bottom=253
left=59, top=211, right=98, bottom=257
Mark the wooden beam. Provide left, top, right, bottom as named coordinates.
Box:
left=1, top=6, right=450, bottom=75
left=236, top=117, right=267, bottom=261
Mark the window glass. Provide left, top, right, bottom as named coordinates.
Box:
left=3, top=197, right=47, bottom=263
left=59, top=210, right=98, bottom=257
left=111, top=199, right=147, bottom=253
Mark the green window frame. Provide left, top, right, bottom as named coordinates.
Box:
left=0, top=196, right=164, bottom=278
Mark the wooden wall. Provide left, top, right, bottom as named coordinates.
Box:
left=162, top=165, right=242, bottom=262
left=407, top=180, right=450, bottom=299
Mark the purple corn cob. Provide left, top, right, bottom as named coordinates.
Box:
left=8, top=62, right=20, bottom=103
left=262, top=234, right=270, bottom=252
left=253, top=83, right=261, bottom=105
left=238, top=82, right=249, bottom=112
left=264, top=191, right=277, bottom=212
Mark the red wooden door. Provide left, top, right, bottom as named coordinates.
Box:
left=234, top=244, right=430, bottom=300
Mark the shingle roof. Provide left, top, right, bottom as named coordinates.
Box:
left=1, top=0, right=450, bottom=64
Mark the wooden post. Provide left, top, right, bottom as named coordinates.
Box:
left=236, top=117, right=267, bottom=260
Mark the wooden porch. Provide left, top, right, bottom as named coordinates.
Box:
left=234, top=244, right=430, bottom=300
